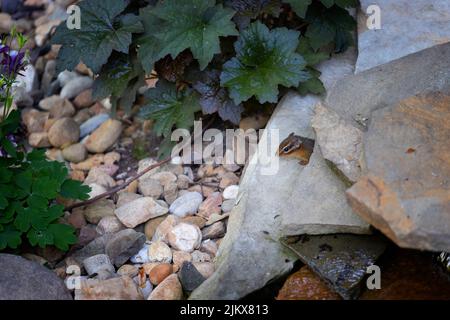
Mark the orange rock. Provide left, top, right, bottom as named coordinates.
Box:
left=277, top=266, right=341, bottom=300
left=149, top=263, right=173, bottom=285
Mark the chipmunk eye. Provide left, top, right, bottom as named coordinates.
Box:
left=283, top=146, right=290, bottom=153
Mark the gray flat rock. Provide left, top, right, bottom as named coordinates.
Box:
left=0, top=254, right=72, bottom=300
left=356, top=0, right=450, bottom=73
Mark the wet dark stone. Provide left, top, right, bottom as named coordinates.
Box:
left=281, top=234, right=387, bottom=300
left=360, top=249, right=450, bottom=300
left=179, top=261, right=206, bottom=292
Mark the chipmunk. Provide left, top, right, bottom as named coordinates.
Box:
left=276, top=132, right=315, bottom=166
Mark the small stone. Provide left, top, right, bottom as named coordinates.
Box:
left=163, top=181, right=178, bottom=205
left=104, top=151, right=121, bottom=165
left=149, top=263, right=173, bottom=285
left=191, top=250, right=211, bottom=263
left=38, top=95, right=63, bottom=111
left=47, top=117, right=80, bottom=148
left=198, top=192, right=222, bottom=219
left=178, top=261, right=206, bottom=292
left=138, top=178, right=163, bottom=198
left=181, top=216, right=207, bottom=229
left=28, top=132, right=51, bottom=148
left=142, top=262, right=159, bottom=275
left=177, top=175, right=192, bottom=189
left=96, top=216, right=126, bottom=235
left=144, top=216, right=167, bottom=240
left=83, top=199, right=115, bottom=225
left=70, top=170, right=85, bottom=182
left=239, top=114, right=269, bottom=131
left=202, top=221, right=226, bottom=240
left=79, top=114, right=110, bottom=138
left=205, top=213, right=229, bottom=227
left=78, top=225, right=99, bottom=247
left=83, top=254, right=115, bottom=276
left=87, top=183, right=107, bottom=200
left=22, top=109, right=49, bottom=133
left=193, top=262, right=215, bottom=279
left=152, top=171, right=177, bottom=188
left=223, top=185, right=239, bottom=200
left=148, top=241, right=172, bottom=263
left=130, top=244, right=150, bottom=264
left=221, top=199, right=235, bottom=213
left=84, top=167, right=116, bottom=189
left=61, top=76, right=93, bottom=100
left=105, top=229, right=146, bottom=267
left=67, top=210, right=87, bottom=229
left=138, top=279, right=153, bottom=300
left=62, top=143, right=87, bottom=163
left=219, top=172, right=239, bottom=189
left=73, top=89, right=94, bottom=109
left=169, top=192, right=203, bottom=218
left=117, top=264, right=139, bottom=278
left=172, top=251, right=192, bottom=270
left=85, top=119, right=123, bottom=153
left=277, top=266, right=341, bottom=300
left=152, top=215, right=179, bottom=243
left=116, top=192, right=142, bottom=208
left=75, top=276, right=143, bottom=300
left=49, top=98, right=75, bottom=119
left=148, top=274, right=183, bottom=300
left=200, top=240, right=218, bottom=257
left=168, top=223, right=202, bottom=253
left=73, top=109, right=93, bottom=125
left=115, top=197, right=169, bottom=229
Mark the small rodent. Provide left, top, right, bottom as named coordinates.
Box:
left=276, top=132, right=315, bottom=165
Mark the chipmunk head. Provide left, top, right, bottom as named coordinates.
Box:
left=277, top=132, right=303, bottom=156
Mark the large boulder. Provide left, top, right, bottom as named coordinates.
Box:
left=356, top=0, right=450, bottom=73
left=347, top=92, right=450, bottom=252
left=190, top=49, right=365, bottom=300
left=0, top=254, right=72, bottom=300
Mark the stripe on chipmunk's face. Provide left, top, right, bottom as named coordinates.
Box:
left=277, top=132, right=303, bottom=156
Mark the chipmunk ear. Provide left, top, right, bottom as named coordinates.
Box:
left=288, top=132, right=295, bottom=138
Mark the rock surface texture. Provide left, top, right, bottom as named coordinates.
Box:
left=347, top=92, right=450, bottom=252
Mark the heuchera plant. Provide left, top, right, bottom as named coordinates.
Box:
left=53, top=0, right=357, bottom=157
left=0, top=29, right=91, bottom=251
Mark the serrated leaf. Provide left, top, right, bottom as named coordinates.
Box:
left=0, top=225, right=22, bottom=250
left=27, top=228, right=54, bottom=248
left=221, top=22, right=309, bottom=104
left=60, top=179, right=91, bottom=201
left=0, top=167, right=12, bottom=183
left=285, top=0, right=311, bottom=18
left=225, top=0, right=282, bottom=29
left=27, top=194, right=48, bottom=209
left=32, top=176, right=59, bottom=199
left=0, top=195, right=7, bottom=210
left=157, top=137, right=177, bottom=160
left=297, top=38, right=329, bottom=66
left=139, top=80, right=201, bottom=137
left=15, top=169, right=32, bottom=193
left=193, top=70, right=243, bottom=124
left=298, top=68, right=325, bottom=95
left=47, top=224, right=77, bottom=251
left=0, top=201, right=20, bottom=224
left=305, top=4, right=356, bottom=52
left=52, top=0, right=143, bottom=73
left=138, top=0, right=238, bottom=72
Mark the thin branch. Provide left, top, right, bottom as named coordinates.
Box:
left=65, top=157, right=172, bottom=211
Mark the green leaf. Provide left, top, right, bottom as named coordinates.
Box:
left=297, top=38, right=330, bottom=66
left=27, top=228, right=54, bottom=248
left=0, top=225, right=22, bottom=250
left=27, top=194, right=48, bottom=209
left=193, top=70, right=243, bottom=124
left=0, top=195, right=7, bottom=210
left=15, top=169, right=32, bottom=193
left=0, top=167, right=12, bottom=183
left=157, top=137, right=177, bottom=160
left=52, top=0, right=143, bottom=73
left=32, top=176, right=59, bottom=199
left=0, top=201, right=20, bottom=224
left=47, top=224, right=77, bottom=251
left=1, top=137, right=17, bottom=158
left=221, top=22, right=309, bottom=104
left=60, top=179, right=91, bottom=201
left=285, top=0, right=312, bottom=18
left=225, top=0, right=282, bottom=29
left=139, top=80, right=201, bottom=137
left=138, top=0, right=238, bottom=72
left=305, top=4, right=356, bottom=52
left=298, top=68, right=325, bottom=95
